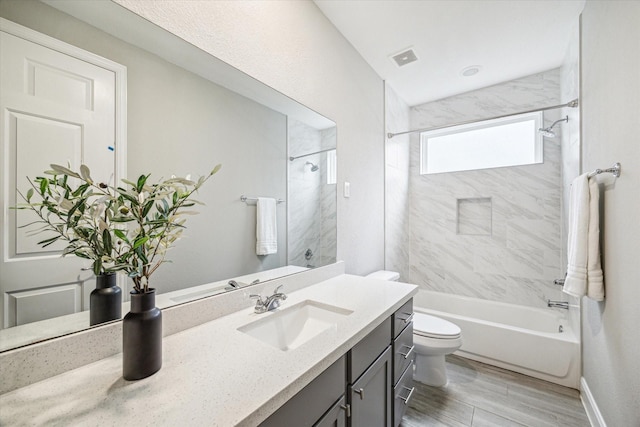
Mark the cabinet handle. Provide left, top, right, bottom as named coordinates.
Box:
left=401, top=312, right=414, bottom=324
left=399, top=386, right=415, bottom=405
left=340, top=404, right=351, bottom=418
left=354, top=388, right=364, bottom=400
left=399, top=345, right=415, bottom=360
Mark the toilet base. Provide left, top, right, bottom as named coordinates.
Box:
left=414, top=353, right=448, bottom=387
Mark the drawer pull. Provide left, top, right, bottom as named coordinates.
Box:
left=340, top=404, right=351, bottom=418
left=400, top=312, right=414, bottom=324
left=399, top=345, right=415, bottom=360
left=399, top=386, right=415, bottom=405
left=354, top=388, right=364, bottom=399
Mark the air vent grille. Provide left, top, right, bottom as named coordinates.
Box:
left=391, top=49, right=418, bottom=67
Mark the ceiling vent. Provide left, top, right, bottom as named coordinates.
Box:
left=390, top=48, right=418, bottom=67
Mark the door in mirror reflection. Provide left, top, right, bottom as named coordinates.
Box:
left=0, top=27, right=124, bottom=329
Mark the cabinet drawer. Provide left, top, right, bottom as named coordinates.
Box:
left=393, top=322, right=414, bottom=385
left=349, top=317, right=391, bottom=383
left=392, top=298, right=413, bottom=338
left=393, top=364, right=415, bottom=427
left=260, top=355, right=346, bottom=427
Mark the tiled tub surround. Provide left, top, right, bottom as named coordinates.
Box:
left=401, top=68, right=567, bottom=309
left=0, top=269, right=417, bottom=426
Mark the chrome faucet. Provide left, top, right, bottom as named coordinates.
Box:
left=547, top=300, right=569, bottom=309
left=250, top=285, right=287, bottom=314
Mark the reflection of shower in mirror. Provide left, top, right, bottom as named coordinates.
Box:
left=538, top=115, right=568, bottom=138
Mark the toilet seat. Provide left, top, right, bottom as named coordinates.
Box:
left=413, top=312, right=461, bottom=339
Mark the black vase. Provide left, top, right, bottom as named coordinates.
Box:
left=123, top=289, right=162, bottom=380
left=90, top=273, right=122, bottom=326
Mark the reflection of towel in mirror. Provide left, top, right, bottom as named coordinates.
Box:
left=563, top=174, right=604, bottom=301
left=256, top=198, right=277, bottom=255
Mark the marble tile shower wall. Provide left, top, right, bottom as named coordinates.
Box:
left=407, top=69, right=564, bottom=308
left=319, top=127, right=337, bottom=267
left=288, top=119, right=336, bottom=268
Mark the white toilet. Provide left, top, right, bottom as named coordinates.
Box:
left=366, top=270, right=463, bottom=387
left=412, top=312, right=462, bottom=386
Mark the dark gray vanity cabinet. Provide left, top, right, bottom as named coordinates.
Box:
left=391, top=298, right=415, bottom=427
left=259, top=298, right=415, bottom=427
left=259, top=355, right=347, bottom=427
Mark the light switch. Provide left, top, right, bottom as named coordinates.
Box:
left=343, top=181, right=350, bottom=198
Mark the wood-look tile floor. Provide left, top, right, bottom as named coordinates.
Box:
left=401, top=355, right=590, bottom=427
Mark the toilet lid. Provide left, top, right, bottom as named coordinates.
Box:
left=414, top=313, right=461, bottom=339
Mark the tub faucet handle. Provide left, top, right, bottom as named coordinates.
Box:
left=554, top=273, right=567, bottom=286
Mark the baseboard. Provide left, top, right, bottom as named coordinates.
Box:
left=580, top=377, right=607, bottom=427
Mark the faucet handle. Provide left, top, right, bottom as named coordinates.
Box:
left=249, top=294, right=264, bottom=304
left=273, top=285, right=284, bottom=295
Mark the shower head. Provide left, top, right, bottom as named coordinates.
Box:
left=305, top=161, right=319, bottom=172
left=538, top=116, right=569, bottom=138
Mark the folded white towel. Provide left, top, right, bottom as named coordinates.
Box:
left=563, top=174, right=604, bottom=300
left=256, top=197, right=277, bottom=256
left=586, top=178, right=604, bottom=300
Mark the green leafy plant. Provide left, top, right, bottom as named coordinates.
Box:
left=15, top=163, right=221, bottom=293
left=14, top=164, right=125, bottom=276
left=112, top=165, right=221, bottom=293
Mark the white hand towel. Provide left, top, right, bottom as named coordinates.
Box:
left=563, top=174, right=604, bottom=300
left=256, top=197, right=277, bottom=255
left=586, top=178, right=604, bottom=300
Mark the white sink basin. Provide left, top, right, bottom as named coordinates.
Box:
left=238, top=300, right=353, bottom=351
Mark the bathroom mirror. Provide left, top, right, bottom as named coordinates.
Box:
left=0, top=0, right=336, bottom=351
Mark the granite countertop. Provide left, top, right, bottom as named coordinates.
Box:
left=0, top=274, right=417, bottom=426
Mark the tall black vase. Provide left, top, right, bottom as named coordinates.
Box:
left=123, top=289, right=162, bottom=380
left=90, top=273, right=122, bottom=326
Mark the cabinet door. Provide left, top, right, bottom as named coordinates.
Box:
left=349, top=347, right=392, bottom=427
left=314, top=395, right=347, bottom=427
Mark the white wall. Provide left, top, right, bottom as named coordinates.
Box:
left=580, top=2, right=640, bottom=425
left=115, top=0, right=386, bottom=276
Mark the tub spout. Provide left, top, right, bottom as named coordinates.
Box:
left=547, top=300, right=569, bottom=309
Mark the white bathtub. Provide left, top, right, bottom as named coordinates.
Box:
left=414, top=290, right=580, bottom=388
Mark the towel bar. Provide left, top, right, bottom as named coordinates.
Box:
left=240, top=195, right=285, bottom=204
left=587, top=162, right=621, bottom=178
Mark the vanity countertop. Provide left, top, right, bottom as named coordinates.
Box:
left=0, top=274, right=417, bottom=426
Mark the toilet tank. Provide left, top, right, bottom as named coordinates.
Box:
left=366, top=270, right=400, bottom=281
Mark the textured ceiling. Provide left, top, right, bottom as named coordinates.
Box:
left=314, top=0, right=585, bottom=106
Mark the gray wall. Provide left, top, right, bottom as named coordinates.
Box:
left=581, top=2, right=640, bottom=425
left=0, top=0, right=289, bottom=292
left=114, top=0, right=386, bottom=276
left=400, top=70, right=566, bottom=309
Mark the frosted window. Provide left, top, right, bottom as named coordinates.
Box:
left=420, top=112, right=543, bottom=174
left=327, top=149, right=337, bottom=184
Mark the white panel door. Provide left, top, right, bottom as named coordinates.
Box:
left=0, top=22, right=126, bottom=329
